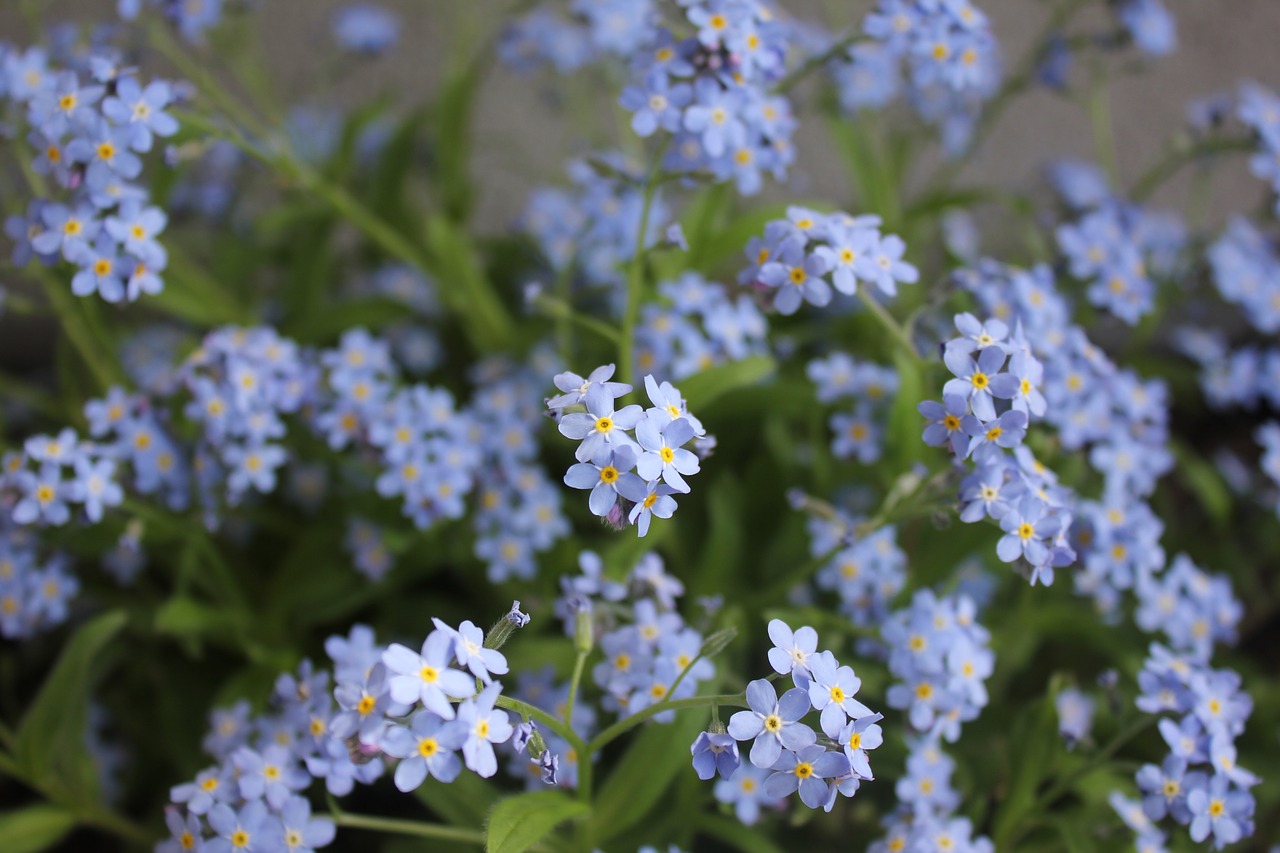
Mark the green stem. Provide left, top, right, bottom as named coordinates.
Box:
left=148, top=21, right=270, bottom=139
left=773, top=30, right=866, bottom=95
left=665, top=654, right=703, bottom=700
left=331, top=811, right=485, bottom=845
left=530, top=290, right=622, bottom=345
left=619, top=161, right=662, bottom=387
left=37, top=273, right=117, bottom=393
left=1034, top=715, right=1156, bottom=809
left=925, top=0, right=1090, bottom=191
left=1130, top=134, right=1254, bottom=202
left=585, top=693, right=746, bottom=756
left=495, top=696, right=589, bottom=771
left=1086, top=60, right=1120, bottom=187
left=752, top=543, right=844, bottom=609
left=564, top=649, right=589, bottom=730
left=857, top=289, right=918, bottom=362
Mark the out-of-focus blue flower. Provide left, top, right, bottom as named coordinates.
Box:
left=333, top=4, right=401, bottom=55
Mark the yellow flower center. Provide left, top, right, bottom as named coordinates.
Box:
left=660, top=446, right=675, bottom=463
left=970, top=372, right=988, bottom=389
left=599, top=466, right=618, bottom=484
left=357, top=695, right=376, bottom=715
left=943, top=414, right=960, bottom=430
left=763, top=714, right=782, bottom=733
left=420, top=665, right=438, bottom=683
left=1018, top=523, right=1035, bottom=540
left=793, top=762, right=814, bottom=779
left=231, top=831, right=250, bottom=848
left=97, top=142, right=116, bottom=161
left=418, top=737, right=439, bottom=758
left=595, top=416, right=614, bottom=433
left=830, top=686, right=845, bottom=704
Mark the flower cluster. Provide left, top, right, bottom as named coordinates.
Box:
left=806, top=507, right=906, bottom=628
left=578, top=552, right=715, bottom=726
left=551, top=369, right=708, bottom=536
left=809, top=352, right=899, bottom=464
left=1, top=324, right=572, bottom=615
left=623, top=0, right=798, bottom=195
left=697, top=619, right=882, bottom=816
left=1, top=427, right=125, bottom=529
left=0, top=522, right=77, bottom=639
left=1, top=40, right=179, bottom=302
left=834, top=0, right=1001, bottom=153
left=920, top=312, right=1071, bottom=584
left=1127, top=644, right=1258, bottom=850
left=1207, top=217, right=1280, bottom=336
left=161, top=608, right=538, bottom=852
left=634, top=273, right=769, bottom=380
left=1054, top=173, right=1186, bottom=325
left=521, top=154, right=669, bottom=290
left=954, top=259, right=1175, bottom=605
left=740, top=207, right=918, bottom=315
left=872, top=590, right=995, bottom=852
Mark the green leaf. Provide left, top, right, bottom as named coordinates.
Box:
left=423, top=214, right=514, bottom=351
left=677, top=356, right=776, bottom=411
left=992, top=691, right=1062, bottom=849
left=484, top=790, right=588, bottom=853
left=14, top=611, right=127, bottom=797
left=0, top=804, right=77, bottom=853
left=1170, top=440, right=1231, bottom=528
left=589, top=705, right=708, bottom=845
left=417, top=769, right=501, bottom=830
left=885, top=349, right=925, bottom=479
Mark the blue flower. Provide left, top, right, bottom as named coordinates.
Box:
left=66, top=455, right=123, bottom=522
left=691, top=731, right=740, bottom=780
left=942, top=344, right=1005, bottom=422
left=1186, top=773, right=1252, bottom=848
left=758, top=239, right=832, bottom=315
left=333, top=4, right=401, bottom=55
left=206, top=800, right=269, bottom=853
left=563, top=445, right=644, bottom=518
left=382, top=631, right=475, bottom=718
left=996, top=495, right=1061, bottom=567
left=764, top=744, right=850, bottom=809
left=620, top=71, right=692, bottom=137
left=105, top=201, right=168, bottom=266
left=101, top=77, right=179, bottom=152
left=804, top=651, right=873, bottom=735
left=232, top=744, right=310, bottom=810
left=617, top=478, right=678, bottom=536
left=558, top=384, right=644, bottom=462
left=963, top=409, right=1028, bottom=460
left=854, top=233, right=918, bottom=296
left=271, top=795, right=337, bottom=853
left=12, top=465, right=70, bottom=526
left=767, top=619, right=818, bottom=677
left=432, top=618, right=510, bottom=684
left=382, top=710, right=466, bottom=790
left=682, top=77, right=746, bottom=159
left=713, top=763, right=780, bottom=826
left=919, top=394, right=974, bottom=456
left=453, top=683, right=513, bottom=778
left=634, top=415, right=699, bottom=492
left=838, top=712, right=884, bottom=779
left=727, top=678, right=816, bottom=769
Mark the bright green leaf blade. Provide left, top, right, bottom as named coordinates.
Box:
left=484, top=790, right=588, bottom=853
left=677, top=356, right=776, bottom=411
left=14, top=611, right=128, bottom=794
left=589, top=706, right=708, bottom=845
left=0, top=804, right=77, bottom=853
